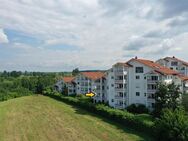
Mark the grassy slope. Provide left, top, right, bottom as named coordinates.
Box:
left=0, top=95, right=152, bottom=141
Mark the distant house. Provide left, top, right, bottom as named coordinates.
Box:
left=74, top=71, right=106, bottom=103
left=55, top=76, right=76, bottom=95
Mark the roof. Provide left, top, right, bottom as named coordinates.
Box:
left=113, top=62, right=132, bottom=67
left=127, top=58, right=179, bottom=75
left=63, top=76, right=75, bottom=83
left=81, top=71, right=105, bottom=80
left=164, top=56, right=188, bottom=66
left=177, top=74, right=188, bottom=81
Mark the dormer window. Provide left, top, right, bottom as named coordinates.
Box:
left=171, top=61, right=178, bottom=66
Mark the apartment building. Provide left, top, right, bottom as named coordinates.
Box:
left=106, top=57, right=187, bottom=110
left=55, top=76, right=76, bottom=95
left=75, top=71, right=106, bottom=103
left=127, top=58, right=183, bottom=109
left=156, top=56, right=188, bottom=76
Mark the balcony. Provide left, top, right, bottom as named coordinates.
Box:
left=114, top=95, right=124, bottom=99
left=147, top=89, right=157, bottom=93
left=115, top=79, right=127, bottom=84
left=115, top=88, right=124, bottom=92
left=147, top=97, right=155, bottom=103
left=147, top=79, right=158, bottom=84
left=115, top=104, right=124, bottom=109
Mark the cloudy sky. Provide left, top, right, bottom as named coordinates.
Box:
left=0, top=0, right=188, bottom=71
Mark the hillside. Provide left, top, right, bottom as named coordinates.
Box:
left=0, top=95, right=152, bottom=141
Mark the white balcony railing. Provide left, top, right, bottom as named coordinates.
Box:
left=147, top=89, right=157, bottom=93
left=147, top=80, right=158, bottom=84
left=115, top=79, right=127, bottom=83
left=114, top=95, right=124, bottom=99
left=115, top=104, right=123, bottom=109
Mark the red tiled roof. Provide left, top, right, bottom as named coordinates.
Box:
left=128, top=58, right=179, bottom=75
left=63, top=76, right=75, bottom=83
left=164, top=56, right=188, bottom=66
left=177, top=74, right=188, bottom=81
left=81, top=72, right=105, bottom=80
left=113, top=62, right=132, bottom=67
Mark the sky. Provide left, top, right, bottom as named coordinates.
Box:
left=0, top=0, right=188, bottom=72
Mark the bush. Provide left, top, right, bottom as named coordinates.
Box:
left=127, top=104, right=149, bottom=114
left=154, top=108, right=188, bottom=141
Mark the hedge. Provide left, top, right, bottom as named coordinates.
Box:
left=45, top=94, right=154, bottom=135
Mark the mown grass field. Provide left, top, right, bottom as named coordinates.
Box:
left=0, top=95, right=153, bottom=141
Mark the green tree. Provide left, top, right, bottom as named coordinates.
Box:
left=153, top=82, right=181, bottom=117
left=154, top=108, right=188, bottom=141
left=72, top=68, right=79, bottom=76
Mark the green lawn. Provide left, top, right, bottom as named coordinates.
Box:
left=0, top=95, right=152, bottom=141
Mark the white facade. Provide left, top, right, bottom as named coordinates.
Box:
left=75, top=72, right=106, bottom=103
left=106, top=63, right=129, bottom=109
left=105, top=58, right=184, bottom=110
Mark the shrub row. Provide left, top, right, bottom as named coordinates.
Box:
left=46, top=94, right=154, bottom=135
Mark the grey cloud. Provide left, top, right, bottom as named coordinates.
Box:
left=168, top=16, right=188, bottom=27
left=99, top=0, right=131, bottom=16
left=160, top=0, right=188, bottom=19
left=124, top=36, right=158, bottom=51
left=143, top=30, right=167, bottom=38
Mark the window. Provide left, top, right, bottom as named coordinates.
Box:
left=111, top=84, right=114, bottom=87
left=170, top=67, right=173, bottom=70
left=181, top=67, right=185, bottom=70
left=111, top=76, right=114, bottom=79
left=144, top=93, right=146, bottom=97
left=147, top=84, right=157, bottom=90
left=151, top=103, right=155, bottom=108
left=136, top=92, right=140, bottom=96
left=171, top=61, right=178, bottom=66
left=111, top=99, right=114, bottom=102
left=136, top=67, right=143, bottom=73
left=136, top=75, right=140, bottom=79
left=119, top=92, right=123, bottom=97
left=102, top=86, right=105, bottom=90
left=117, top=75, right=123, bottom=80
left=151, top=76, right=158, bottom=80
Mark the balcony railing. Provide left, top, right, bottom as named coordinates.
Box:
left=147, top=98, right=155, bottom=103
left=115, top=88, right=124, bottom=91
left=115, top=79, right=127, bottom=83
left=115, top=104, right=123, bottom=109
left=114, top=95, right=124, bottom=99
left=147, top=79, right=158, bottom=84
left=147, top=89, right=157, bottom=93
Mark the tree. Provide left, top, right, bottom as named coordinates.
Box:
left=72, top=68, right=79, bottom=76
left=154, top=108, right=188, bottom=141
left=153, top=82, right=181, bottom=117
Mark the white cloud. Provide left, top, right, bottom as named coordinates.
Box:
left=0, top=29, right=8, bottom=43
left=0, top=0, right=188, bottom=71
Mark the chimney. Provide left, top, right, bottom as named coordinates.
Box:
left=135, top=56, right=138, bottom=59
left=173, top=56, right=175, bottom=58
